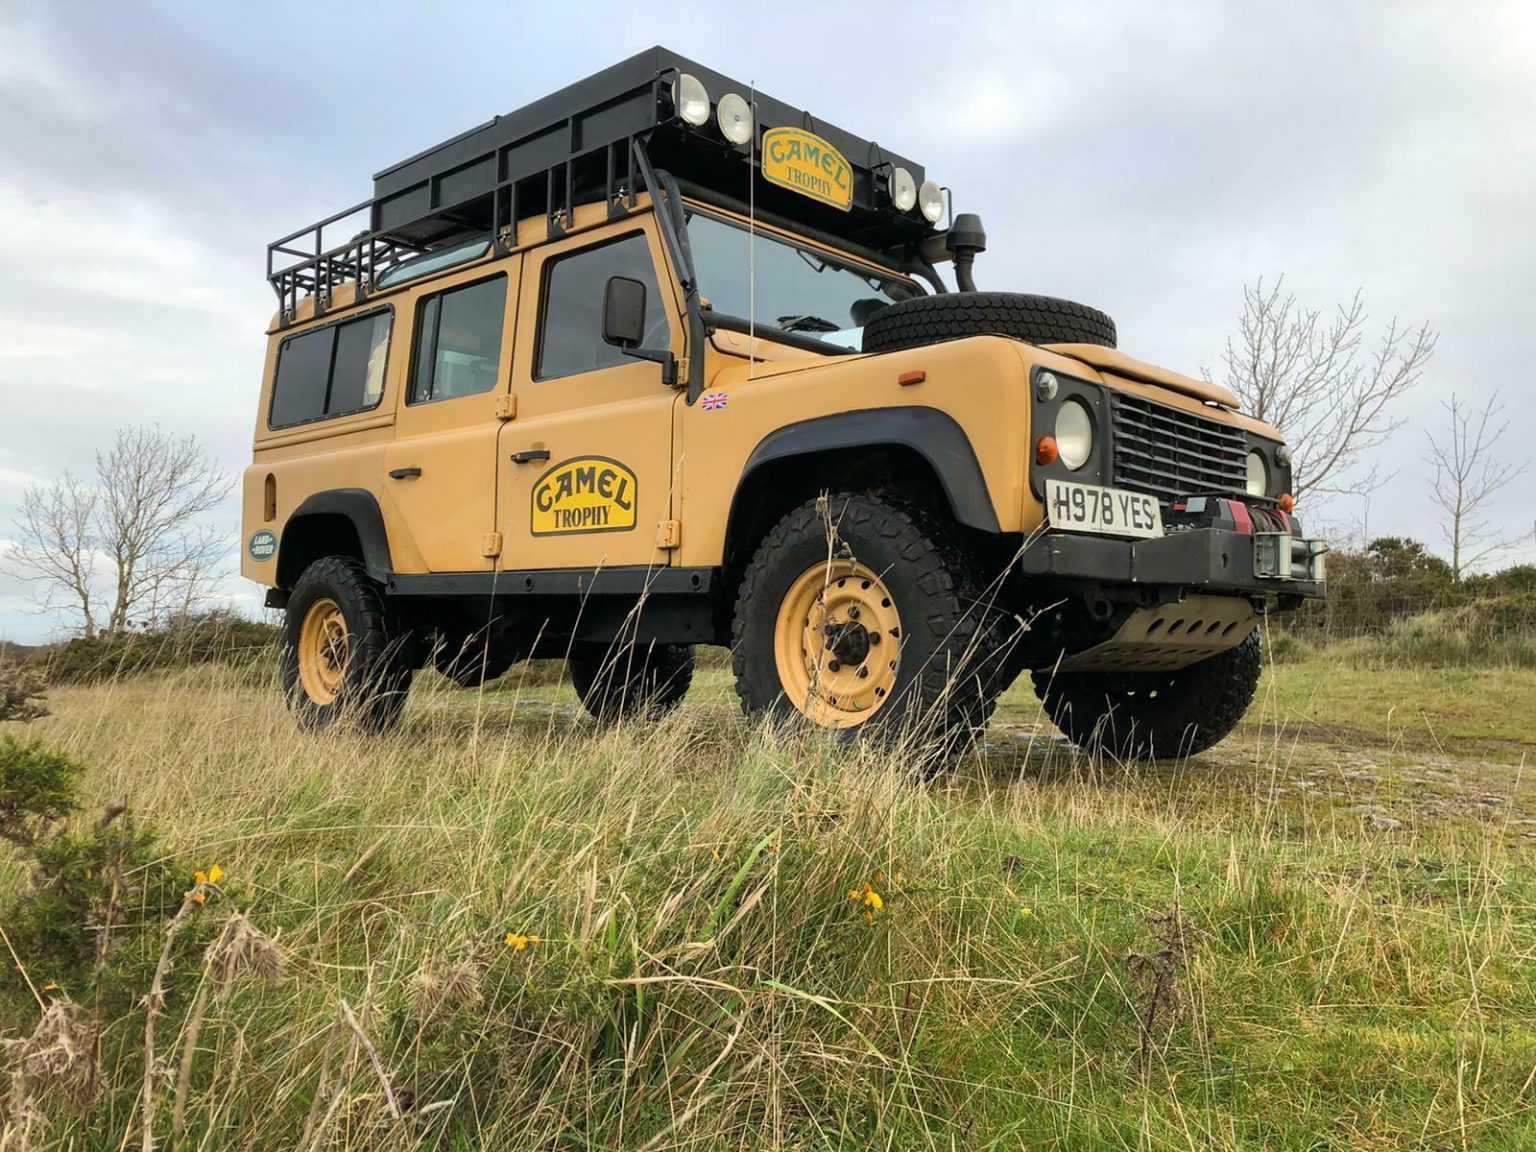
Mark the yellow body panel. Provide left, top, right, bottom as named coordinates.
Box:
left=244, top=195, right=1282, bottom=589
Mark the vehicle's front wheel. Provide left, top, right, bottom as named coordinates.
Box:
left=1032, top=630, right=1262, bottom=759
left=731, top=493, right=1005, bottom=756
left=283, top=556, right=412, bottom=731
left=568, top=641, right=695, bottom=723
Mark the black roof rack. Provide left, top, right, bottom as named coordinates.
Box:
left=266, top=47, right=933, bottom=325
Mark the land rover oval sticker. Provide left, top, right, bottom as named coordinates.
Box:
left=531, top=457, right=637, bottom=536
left=761, top=127, right=853, bottom=211
left=248, top=530, right=277, bottom=561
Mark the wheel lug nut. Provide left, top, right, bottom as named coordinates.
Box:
left=869, top=633, right=881, bottom=646
left=857, top=667, right=869, bottom=679
left=848, top=606, right=860, bottom=620
left=828, top=660, right=841, bottom=672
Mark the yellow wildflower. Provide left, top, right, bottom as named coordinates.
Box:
left=208, top=864, right=224, bottom=885
left=504, top=932, right=540, bottom=952
left=192, top=890, right=206, bottom=905
left=864, top=889, right=884, bottom=912
left=1019, top=906, right=1033, bottom=918
left=194, top=870, right=208, bottom=886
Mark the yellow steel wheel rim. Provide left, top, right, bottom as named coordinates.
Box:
left=773, top=560, right=902, bottom=729
left=297, top=598, right=349, bottom=706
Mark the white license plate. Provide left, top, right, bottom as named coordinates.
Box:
left=1046, top=479, right=1164, bottom=539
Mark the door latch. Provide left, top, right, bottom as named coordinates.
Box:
left=510, top=449, right=551, bottom=465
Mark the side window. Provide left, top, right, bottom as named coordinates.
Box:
left=537, top=233, right=667, bottom=381
left=410, top=275, right=507, bottom=404
left=269, top=311, right=391, bottom=429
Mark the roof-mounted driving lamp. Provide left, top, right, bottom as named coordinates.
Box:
left=919, top=213, right=987, bottom=292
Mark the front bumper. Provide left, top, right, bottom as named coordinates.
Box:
left=1017, top=526, right=1326, bottom=600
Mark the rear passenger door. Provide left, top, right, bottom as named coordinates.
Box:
left=383, top=260, right=520, bottom=573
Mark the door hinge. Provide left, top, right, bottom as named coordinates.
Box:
left=494, top=395, right=517, bottom=420
left=656, top=519, right=681, bottom=549
left=481, top=531, right=503, bottom=558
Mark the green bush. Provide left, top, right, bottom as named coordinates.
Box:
left=0, top=737, right=80, bottom=848
left=45, top=610, right=279, bottom=685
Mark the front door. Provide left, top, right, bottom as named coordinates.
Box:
left=383, top=260, right=520, bottom=572
left=496, top=219, right=681, bottom=572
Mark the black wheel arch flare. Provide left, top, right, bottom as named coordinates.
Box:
left=276, top=488, right=393, bottom=589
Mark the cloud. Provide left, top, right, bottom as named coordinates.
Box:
left=0, top=0, right=1532, bottom=650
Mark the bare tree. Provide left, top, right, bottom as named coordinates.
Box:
left=8, top=427, right=231, bottom=637
left=1425, top=392, right=1528, bottom=581
left=1215, top=277, right=1437, bottom=498
left=12, top=472, right=101, bottom=638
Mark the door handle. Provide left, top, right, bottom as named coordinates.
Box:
left=510, top=449, right=551, bottom=465
left=388, top=467, right=422, bottom=480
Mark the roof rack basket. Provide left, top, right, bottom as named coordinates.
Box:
left=266, top=47, right=930, bottom=327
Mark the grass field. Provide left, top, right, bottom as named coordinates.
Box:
left=3, top=643, right=1535, bottom=1150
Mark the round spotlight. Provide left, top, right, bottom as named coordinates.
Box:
left=889, top=166, right=916, bottom=211
left=672, top=73, right=710, bottom=127
left=716, top=92, right=753, bottom=144
left=1246, top=450, right=1270, bottom=497
left=1055, top=399, right=1094, bottom=470
left=918, top=179, right=945, bottom=224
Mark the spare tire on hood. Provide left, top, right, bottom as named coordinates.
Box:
left=860, top=291, right=1116, bottom=355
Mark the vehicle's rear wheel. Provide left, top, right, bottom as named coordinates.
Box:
left=860, top=291, right=1117, bottom=355
left=1032, top=630, right=1261, bottom=759
left=568, top=641, right=695, bottom=723
left=731, top=493, right=1006, bottom=759
left=283, top=556, right=412, bottom=731
left=432, top=632, right=518, bottom=688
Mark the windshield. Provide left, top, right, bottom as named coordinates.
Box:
left=685, top=211, right=920, bottom=350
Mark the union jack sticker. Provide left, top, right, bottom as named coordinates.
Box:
left=700, top=391, right=729, bottom=412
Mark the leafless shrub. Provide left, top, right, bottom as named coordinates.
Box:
left=1425, top=391, right=1529, bottom=580
left=1214, top=277, right=1436, bottom=497
left=410, top=948, right=484, bottom=1021
left=171, top=911, right=283, bottom=1150
left=2, top=997, right=100, bottom=1148
left=0, top=663, right=47, bottom=724
left=1126, top=904, right=1197, bottom=1071
left=9, top=426, right=231, bottom=638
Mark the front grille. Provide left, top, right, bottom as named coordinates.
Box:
left=1110, top=394, right=1248, bottom=501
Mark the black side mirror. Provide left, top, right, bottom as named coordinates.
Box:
left=601, top=275, right=677, bottom=385
left=603, top=276, right=648, bottom=347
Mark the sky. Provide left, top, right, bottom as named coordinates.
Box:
left=1, top=1, right=1533, bottom=642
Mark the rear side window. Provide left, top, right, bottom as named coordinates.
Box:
left=537, top=233, right=666, bottom=381
left=269, top=311, right=391, bottom=429
left=409, top=275, right=507, bottom=404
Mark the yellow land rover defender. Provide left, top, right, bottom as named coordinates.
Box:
left=245, top=48, right=1325, bottom=758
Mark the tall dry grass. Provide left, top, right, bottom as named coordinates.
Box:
left=1, top=658, right=1534, bottom=1149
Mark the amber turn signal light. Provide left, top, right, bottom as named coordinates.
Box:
left=1277, top=493, right=1295, bottom=513
left=1035, top=436, right=1059, bottom=465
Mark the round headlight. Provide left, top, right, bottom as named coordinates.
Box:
left=918, top=179, right=945, bottom=224
left=889, top=166, right=916, bottom=211
left=717, top=92, right=752, bottom=144
left=1055, top=399, right=1094, bottom=470
left=1246, top=450, right=1269, bottom=497
left=673, top=73, right=710, bottom=127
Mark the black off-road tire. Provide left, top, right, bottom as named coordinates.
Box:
left=861, top=291, right=1117, bottom=355
left=282, top=556, right=413, bottom=731
left=1032, top=630, right=1262, bottom=759
left=432, top=635, right=518, bottom=689
left=569, top=641, right=695, bottom=723
left=731, top=493, right=1007, bottom=760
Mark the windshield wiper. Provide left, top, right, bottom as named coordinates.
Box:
left=776, top=314, right=841, bottom=333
